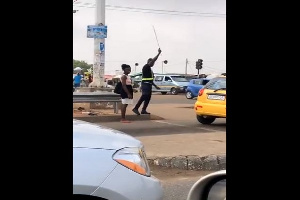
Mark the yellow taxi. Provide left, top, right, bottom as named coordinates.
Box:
left=194, top=76, right=226, bottom=124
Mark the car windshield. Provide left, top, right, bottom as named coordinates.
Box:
left=206, top=78, right=226, bottom=90
left=194, top=80, right=203, bottom=85
left=171, top=76, right=188, bottom=82
left=202, top=79, right=210, bottom=85
left=194, top=79, right=210, bottom=85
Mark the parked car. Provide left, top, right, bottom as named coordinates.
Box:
left=185, top=78, right=211, bottom=99
left=130, top=72, right=143, bottom=88
left=152, top=74, right=190, bottom=95
left=194, top=76, right=226, bottom=124
left=73, top=119, right=164, bottom=200
left=185, top=74, right=207, bottom=81
left=187, top=170, right=226, bottom=200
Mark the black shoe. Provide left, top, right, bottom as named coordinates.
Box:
left=132, top=108, right=140, bottom=115
left=141, top=111, right=151, bottom=114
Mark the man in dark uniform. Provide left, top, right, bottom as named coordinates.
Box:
left=132, top=48, right=161, bottom=115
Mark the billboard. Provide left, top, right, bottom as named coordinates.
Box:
left=87, top=25, right=107, bottom=39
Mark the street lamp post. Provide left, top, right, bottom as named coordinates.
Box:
left=161, top=60, right=168, bottom=74
left=135, top=63, right=139, bottom=74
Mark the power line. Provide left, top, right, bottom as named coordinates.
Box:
left=204, top=60, right=226, bottom=62
left=188, top=61, right=225, bottom=71
left=204, top=65, right=225, bottom=71
left=188, top=61, right=225, bottom=70
left=105, top=60, right=141, bottom=63
left=188, top=63, right=194, bottom=74
left=73, top=3, right=226, bottom=18
left=105, top=5, right=226, bottom=16
left=202, top=67, right=223, bottom=74
left=161, top=61, right=184, bottom=68
left=189, top=60, right=226, bottom=63
left=73, top=2, right=226, bottom=15
left=187, top=62, right=224, bottom=74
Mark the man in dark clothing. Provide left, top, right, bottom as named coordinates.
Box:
left=132, top=48, right=161, bottom=115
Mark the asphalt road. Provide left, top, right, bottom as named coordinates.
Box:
left=94, top=91, right=225, bottom=136
left=98, top=118, right=225, bottom=137
left=133, top=92, right=196, bottom=104
left=151, top=165, right=226, bottom=200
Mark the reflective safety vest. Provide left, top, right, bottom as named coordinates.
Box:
left=142, top=77, right=154, bottom=81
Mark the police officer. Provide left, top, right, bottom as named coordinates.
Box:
left=132, top=48, right=161, bottom=115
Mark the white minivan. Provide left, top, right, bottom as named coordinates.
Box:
left=152, top=74, right=190, bottom=95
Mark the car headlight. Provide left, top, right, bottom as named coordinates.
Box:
left=113, top=147, right=151, bottom=176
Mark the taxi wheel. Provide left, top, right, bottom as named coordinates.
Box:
left=196, top=115, right=216, bottom=124
left=171, top=88, right=178, bottom=95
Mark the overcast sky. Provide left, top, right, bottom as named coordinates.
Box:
left=73, top=0, right=226, bottom=75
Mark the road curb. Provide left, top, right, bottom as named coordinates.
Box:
left=74, top=114, right=165, bottom=123
left=147, top=154, right=226, bottom=171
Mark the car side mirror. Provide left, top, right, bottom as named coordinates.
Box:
left=207, top=179, right=226, bottom=200
left=186, top=170, right=226, bottom=200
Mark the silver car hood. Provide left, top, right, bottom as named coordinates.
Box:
left=73, top=119, right=142, bottom=150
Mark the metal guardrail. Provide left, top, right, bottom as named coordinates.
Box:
left=73, top=87, right=114, bottom=93
left=73, top=92, right=121, bottom=114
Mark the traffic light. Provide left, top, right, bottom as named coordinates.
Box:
left=196, top=59, right=203, bottom=69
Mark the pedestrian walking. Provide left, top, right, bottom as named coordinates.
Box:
left=120, top=64, right=134, bottom=123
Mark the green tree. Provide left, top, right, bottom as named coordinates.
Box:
left=73, top=59, right=93, bottom=72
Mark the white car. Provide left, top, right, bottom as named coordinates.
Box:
left=73, top=119, right=163, bottom=200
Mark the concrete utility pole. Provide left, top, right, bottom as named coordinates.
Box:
left=185, top=58, right=188, bottom=74
left=90, top=0, right=105, bottom=87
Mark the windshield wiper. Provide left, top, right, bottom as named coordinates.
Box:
left=213, top=88, right=226, bottom=92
